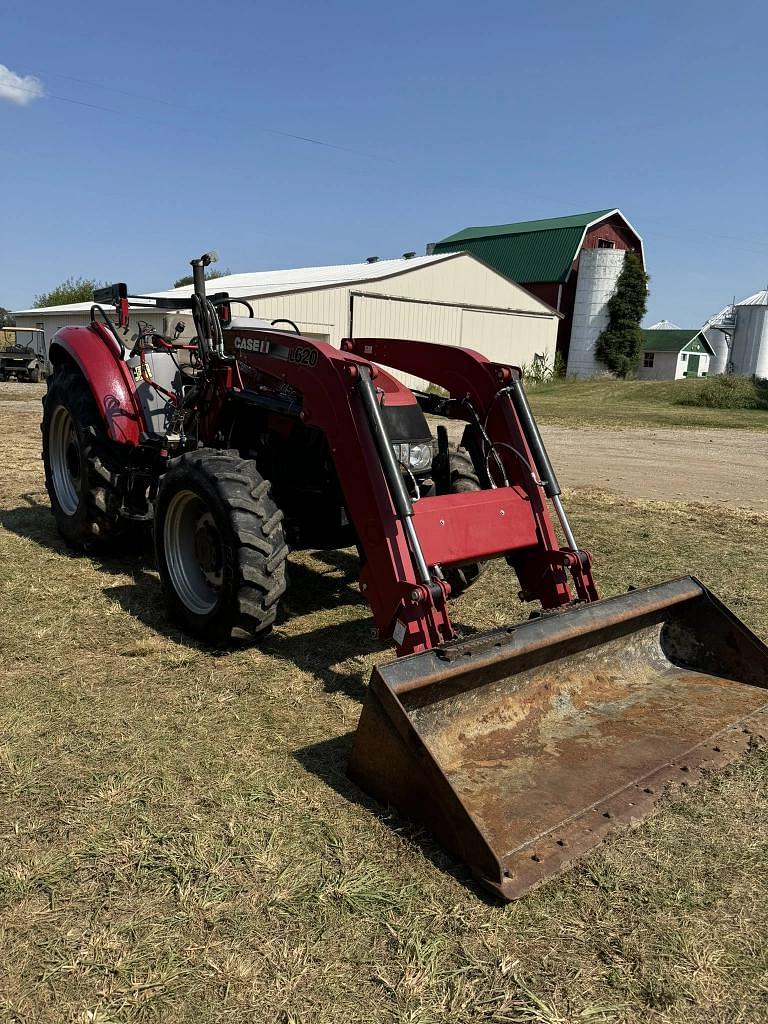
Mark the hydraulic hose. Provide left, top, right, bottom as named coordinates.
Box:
left=504, top=378, right=561, bottom=499
left=357, top=366, right=431, bottom=586
left=504, top=378, right=579, bottom=552
left=89, top=305, right=126, bottom=358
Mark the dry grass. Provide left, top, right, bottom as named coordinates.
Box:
left=1, top=403, right=767, bottom=1023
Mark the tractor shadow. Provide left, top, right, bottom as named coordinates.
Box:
left=293, top=732, right=498, bottom=904
left=0, top=499, right=375, bottom=694
left=0, top=496, right=155, bottom=570
left=1, top=499, right=481, bottom=700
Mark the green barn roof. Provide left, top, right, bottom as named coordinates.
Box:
left=437, top=210, right=616, bottom=245
left=641, top=329, right=715, bottom=355
left=432, top=209, right=620, bottom=283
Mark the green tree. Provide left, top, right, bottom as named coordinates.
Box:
left=595, top=252, right=649, bottom=377
left=173, top=268, right=230, bottom=288
left=33, top=277, right=104, bottom=308
left=0, top=307, right=14, bottom=328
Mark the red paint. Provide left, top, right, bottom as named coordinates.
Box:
left=50, top=323, right=146, bottom=444
left=523, top=281, right=561, bottom=310
left=581, top=216, right=638, bottom=253
left=413, top=489, right=538, bottom=564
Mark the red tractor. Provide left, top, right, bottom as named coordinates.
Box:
left=41, top=253, right=768, bottom=899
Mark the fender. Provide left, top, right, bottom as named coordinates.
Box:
left=50, top=323, right=147, bottom=446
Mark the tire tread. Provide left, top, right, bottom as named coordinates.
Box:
left=156, top=450, right=288, bottom=643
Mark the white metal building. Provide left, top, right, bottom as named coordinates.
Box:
left=15, top=253, right=560, bottom=391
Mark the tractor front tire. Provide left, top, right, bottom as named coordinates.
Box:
left=42, top=365, right=126, bottom=546
left=443, top=449, right=488, bottom=597
left=155, top=450, right=288, bottom=645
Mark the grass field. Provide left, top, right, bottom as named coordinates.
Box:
left=527, top=377, right=768, bottom=431
left=1, top=406, right=768, bottom=1022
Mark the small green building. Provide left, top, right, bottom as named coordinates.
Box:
left=639, top=329, right=714, bottom=380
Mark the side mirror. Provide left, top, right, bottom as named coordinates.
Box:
left=92, top=283, right=129, bottom=328
left=92, top=283, right=128, bottom=304
left=211, top=292, right=231, bottom=326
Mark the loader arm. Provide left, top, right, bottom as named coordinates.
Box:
left=225, top=329, right=593, bottom=654
left=343, top=337, right=598, bottom=606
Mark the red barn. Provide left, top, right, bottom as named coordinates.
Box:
left=432, top=209, right=644, bottom=366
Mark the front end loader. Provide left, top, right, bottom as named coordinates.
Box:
left=40, top=255, right=768, bottom=899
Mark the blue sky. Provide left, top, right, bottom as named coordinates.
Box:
left=2, top=0, right=767, bottom=324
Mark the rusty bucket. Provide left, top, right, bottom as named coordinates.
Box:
left=348, top=577, right=768, bottom=899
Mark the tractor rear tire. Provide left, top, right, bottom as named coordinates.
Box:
left=443, top=449, right=488, bottom=597
left=155, top=450, right=288, bottom=645
left=42, top=365, right=126, bottom=546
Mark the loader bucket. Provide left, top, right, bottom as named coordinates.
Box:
left=348, top=577, right=768, bottom=899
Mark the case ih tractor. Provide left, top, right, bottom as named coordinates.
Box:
left=41, top=253, right=768, bottom=899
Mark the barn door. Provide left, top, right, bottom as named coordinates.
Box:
left=686, top=354, right=700, bottom=377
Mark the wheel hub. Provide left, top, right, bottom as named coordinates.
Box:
left=163, top=490, right=224, bottom=615
left=194, top=513, right=223, bottom=585
left=65, top=439, right=81, bottom=482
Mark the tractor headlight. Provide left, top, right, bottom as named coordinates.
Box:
left=407, top=443, right=433, bottom=472
left=393, top=442, right=433, bottom=474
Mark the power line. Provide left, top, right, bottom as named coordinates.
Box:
left=7, top=73, right=768, bottom=256
left=5, top=75, right=392, bottom=161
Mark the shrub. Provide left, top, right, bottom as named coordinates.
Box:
left=677, top=374, right=768, bottom=410
left=522, top=351, right=557, bottom=384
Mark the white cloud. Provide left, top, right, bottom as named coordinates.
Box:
left=0, top=64, right=45, bottom=106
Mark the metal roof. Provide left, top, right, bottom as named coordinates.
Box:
left=432, top=209, right=643, bottom=284
left=14, top=253, right=462, bottom=315
left=641, top=329, right=715, bottom=355
left=436, top=209, right=616, bottom=245
left=704, top=304, right=736, bottom=330
left=435, top=229, right=587, bottom=286
left=736, top=288, right=768, bottom=307
left=647, top=319, right=681, bottom=330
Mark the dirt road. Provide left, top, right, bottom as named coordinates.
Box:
left=541, top=424, right=767, bottom=511
left=3, top=383, right=766, bottom=510
left=435, top=412, right=766, bottom=511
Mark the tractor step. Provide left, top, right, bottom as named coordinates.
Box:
left=348, top=577, right=768, bottom=899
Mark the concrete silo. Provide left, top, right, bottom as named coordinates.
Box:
left=567, top=249, right=627, bottom=377
left=732, top=290, right=768, bottom=378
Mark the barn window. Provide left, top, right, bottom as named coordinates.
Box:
left=597, top=238, right=615, bottom=249
left=643, top=352, right=654, bottom=367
